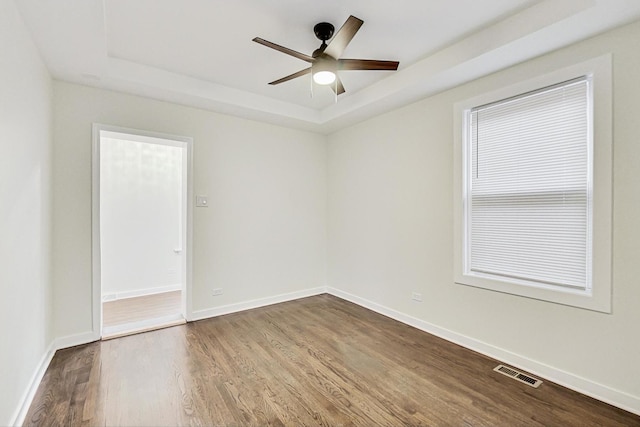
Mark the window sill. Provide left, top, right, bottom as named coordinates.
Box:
left=454, top=272, right=610, bottom=313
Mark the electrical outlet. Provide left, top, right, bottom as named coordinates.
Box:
left=212, top=288, right=223, bottom=296
left=411, top=292, right=423, bottom=302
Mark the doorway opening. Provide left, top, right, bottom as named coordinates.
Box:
left=92, top=124, right=192, bottom=340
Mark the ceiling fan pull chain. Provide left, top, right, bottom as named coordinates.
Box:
left=310, top=74, right=314, bottom=98
left=335, top=79, right=338, bottom=103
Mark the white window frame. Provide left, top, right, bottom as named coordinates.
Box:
left=453, top=55, right=612, bottom=313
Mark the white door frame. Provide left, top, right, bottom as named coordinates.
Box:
left=91, top=123, right=194, bottom=340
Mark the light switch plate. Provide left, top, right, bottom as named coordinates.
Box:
left=196, top=195, right=209, bottom=207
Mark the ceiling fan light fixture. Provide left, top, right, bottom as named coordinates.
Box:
left=312, top=58, right=337, bottom=85
left=313, top=70, right=336, bottom=85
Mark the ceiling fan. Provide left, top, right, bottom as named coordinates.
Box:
left=253, top=15, right=399, bottom=95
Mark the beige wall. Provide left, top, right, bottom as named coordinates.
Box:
left=327, top=20, right=640, bottom=409
left=0, top=1, right=53, bottom=425
left=53, top=82, right=327, bottom=338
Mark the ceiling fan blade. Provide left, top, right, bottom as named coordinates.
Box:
left=330, top=76, right=346, bottom=95
left=268, top=68, right=312, bottom=85
left=253, top=37, right=314, bottom=63
left=324, top=15, right=364, bottom=59
left=338, top=59, right=399, bottom=71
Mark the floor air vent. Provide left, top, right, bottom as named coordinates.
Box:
left=494, top=364, right=543, bottom=388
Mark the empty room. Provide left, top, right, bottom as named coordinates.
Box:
left=2, top=0, right=640, bottom=425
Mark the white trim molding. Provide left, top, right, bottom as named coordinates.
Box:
left=9, top=341, right=56, bottom=427
left=54, top=331, right=100, bottom=350
left=12, top=287, right=640, bottom=423
left=326, top=287, right=640, bottom=416
left=92, top=123, right=195, bottom=336
left=191, top=287, right=327, bottom=321
left=102, top=284, right=182, bottom=302
left=11, top=331, right=99, bottom=426
left=453, top=54, right=613, bottom=313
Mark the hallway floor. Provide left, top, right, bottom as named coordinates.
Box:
left=102, top=290, right=183, bottom=339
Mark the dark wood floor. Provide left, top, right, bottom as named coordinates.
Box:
left=25, top=294, right=640, bottom=426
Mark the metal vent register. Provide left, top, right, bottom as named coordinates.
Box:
left=494, top=365, right=543, bottom=388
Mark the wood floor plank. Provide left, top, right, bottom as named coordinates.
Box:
left=25, top=294, right=640, bottom=426
left=102, top=290, right=182, bottom=327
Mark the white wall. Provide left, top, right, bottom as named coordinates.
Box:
left=0, top=1, right=53, bottom=425
left=52, top=82, right=327, bottom=338
left=327, top=20, right=640, bottom=411
left=100, top=138, right=183, bottom=298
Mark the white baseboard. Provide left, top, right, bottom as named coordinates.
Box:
left=14, top=286, right=637, bottom=426
left=191, top=286, right=326, bottom=321
left=326, top=287, right=640, bottom=416
left=54, top=330, right=100, bottom=350
left=10, top=287, right=324, bottom=426
left=9, top=340, right=56, bottom=427
left=10, top=331, right=100, bottom=426
left=102, top=283, right=182, bottom=302
left=102, top=316, right=186, bottom=340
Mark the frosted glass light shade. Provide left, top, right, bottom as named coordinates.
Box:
left=313, top=70, right=336, bottom=85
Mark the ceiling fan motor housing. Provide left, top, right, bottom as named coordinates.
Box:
left=314, top=22, right=335, bottom=41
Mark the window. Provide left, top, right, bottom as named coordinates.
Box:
left=470, top=77, right=590, bottom=290
left=453, top=55, right=612, bottom=312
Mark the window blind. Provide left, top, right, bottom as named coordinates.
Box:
left=468, top=77, right=591, bottom=290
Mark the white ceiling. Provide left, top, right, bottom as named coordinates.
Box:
left=16, top=0, right=640, bottom=133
